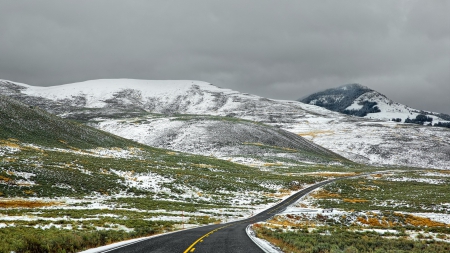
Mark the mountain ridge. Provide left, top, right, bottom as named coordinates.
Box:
left=300, top=83, right=450, bottom=126
left=1, top=79, right=449, bottom=170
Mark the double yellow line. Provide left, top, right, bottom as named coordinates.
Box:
left=183, top=224, right=233, bottom=253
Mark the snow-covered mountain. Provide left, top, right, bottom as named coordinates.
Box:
left=1, top=79, right=449, bottom=170
left=300, top=83, right=450, bottom=126
left=0, top=79, right=346, bottom=165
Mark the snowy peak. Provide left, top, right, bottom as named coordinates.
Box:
left=1, top=79, right=259, bottom=116
left=300, top=83, right=450, bottom=126
left=3, top=79, right=224, bottom=109
left=299, top=83, right=374, bottom=114
left=338, top=83, right=372, bottom=91
left=0, top=78, right=326, bottom=122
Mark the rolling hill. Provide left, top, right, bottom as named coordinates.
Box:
left=1, top=94, right=348, bottom=251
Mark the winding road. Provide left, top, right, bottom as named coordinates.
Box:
left=100, top=179, right=338, bottom=253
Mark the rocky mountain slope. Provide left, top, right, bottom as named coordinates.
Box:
left=1, top=79, right=449, bottom=170
left=300, top=83, right=450, bottom=125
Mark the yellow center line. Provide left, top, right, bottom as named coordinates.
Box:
left=183, top=224, right=233, bottom=253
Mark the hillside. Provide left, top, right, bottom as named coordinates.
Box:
left=1, top=95, right=350, bottom=251
left=94, top=114, right=346, bottom=165
left=300, top=83, right=450, bottom=126
left=1, top=79, right=450, bottom=170
left=0, top=95, right=137, bottom=149
left=0, top=79, right=348, bottom=166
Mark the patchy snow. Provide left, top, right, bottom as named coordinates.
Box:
left=110, top=169, right=174, bottom=191
left=3, top=78, right=450, bottom=169
left=384, top=176, right=445, bottom=185
left=247, top=225, right=283, bottom=253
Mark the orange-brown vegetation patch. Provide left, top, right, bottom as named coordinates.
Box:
left=357, top=216, right=396, bottom=227
left=371, top=174, right=383, bottom=178
left=0, top=140, right=21, bottom=149
left=405, top=214, right=447, bottom=227
left=343, top=198, right=369, bottom=203
left=310, top=190, right=341, bottom=199
left=0, top=199, right=60, bottom=208
left=0, top=175, right=12, bottom=183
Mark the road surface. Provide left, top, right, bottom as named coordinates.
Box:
left=102, top=179, right=337, bottom=253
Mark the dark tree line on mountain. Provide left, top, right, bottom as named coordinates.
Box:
left=343, top=101, right=381, bottom=117
left=300, top=83, right=372, bottom=112
left=405, top=114, right=433, bottom=125
left=434, top=122, right=450, bottom=128
left=398, top=114, right=450, bottom=128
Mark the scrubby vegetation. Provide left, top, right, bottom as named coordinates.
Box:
left=314, top=172, right=450, bottom=213
left=254, top=226, right=450, bottom=253
left=0, top=95, right=354, bottom=251
left=255, top=170, right=450, bottom=252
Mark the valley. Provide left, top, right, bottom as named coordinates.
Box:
left=0, top=79, right=449, bottom=252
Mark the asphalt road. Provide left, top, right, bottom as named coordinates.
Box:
left=103, top=179, right=337, bottom=253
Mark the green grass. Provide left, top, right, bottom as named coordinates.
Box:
left=314, top=171, right=450, bottom=213
left=254, top=226, right=450, bottom=253
left=0, top=95, right=141, bottom=149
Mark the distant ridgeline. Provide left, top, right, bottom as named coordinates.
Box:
left=299, top=84, right=380, bottom=117
left=300, top=83, right=450, bottom=128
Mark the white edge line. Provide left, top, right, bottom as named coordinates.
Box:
left=246, top=224, right=282, bottom=253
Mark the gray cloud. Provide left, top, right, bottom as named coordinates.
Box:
left=1, top=0, right=449, bottom=113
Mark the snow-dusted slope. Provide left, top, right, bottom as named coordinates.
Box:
left=300, top=83, right=450, bottom=125
left=94, top=114, right=346, bottom=165
left=1, top=79, right=450, bottom=170
left=2, top=79, right=261, bottom=116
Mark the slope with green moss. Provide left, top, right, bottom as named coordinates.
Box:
left=0, top=95, right=356, bottom=252
left=0, top=95, right=137, bottom=149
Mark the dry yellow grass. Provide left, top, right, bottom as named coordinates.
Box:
left=357, top=216, right=397, bottom=227
left=297, top=130, right=334, bottom=139
left=0, top=140, right=21, bottom=149
left=343, top=198, right=369, bottom=203
left=0, top=175, right=12, bottom=182
left=405, top=214, right=447, bottom=227
left=310, top=190, right=341, bottom=199
left=0, top=199, right=60, bottom=208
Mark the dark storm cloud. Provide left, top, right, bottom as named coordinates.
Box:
left=1, top=0, right=449, bottom=113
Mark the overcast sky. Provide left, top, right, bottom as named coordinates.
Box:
left=1, top=0, right=449, bottom=113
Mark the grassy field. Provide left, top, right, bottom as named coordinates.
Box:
left=255, top=170, right=450, bottom=252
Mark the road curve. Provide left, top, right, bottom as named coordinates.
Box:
left=101, top=179, right=338, bottom=253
